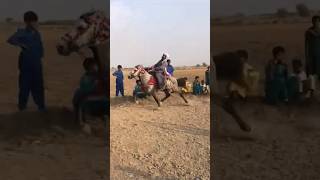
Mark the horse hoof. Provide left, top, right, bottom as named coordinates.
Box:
left=241, top=125, right=252, bottom=132
left=154, top=107, right=161, bottom=111
left=82, top=123, right=92, bottom=135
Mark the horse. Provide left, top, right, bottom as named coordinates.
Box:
left=56, top=10, right=109, bottom=125
left=56, top=10, right=109, bottom=77
left=211, top=52, right=251, bottom=132
left=128, top=65, right=189, bottom=107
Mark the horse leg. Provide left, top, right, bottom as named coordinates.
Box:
left=79, top=106, right=86, bottom=126
left=222, top=98, right=251, bottom=132
left=179, top=92, right=188, bottom=104
left=74, top=106, right=80, bottom=125
left=152, top=92, right=162, bottom=107
left=161, top=89, right=171, bottom=102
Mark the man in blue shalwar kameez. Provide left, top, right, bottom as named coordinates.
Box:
left=7, top=11, right=46, bottom=111
left=305, top=15, right=320, bottom=95
left=112, top=65, right=124, bottom=96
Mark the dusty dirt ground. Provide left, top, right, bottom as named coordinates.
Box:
left=212, top=23, right=320, bottom=179
left=0, top=24, right=107, bottom=180
left=110, top=69, right=210, bottom=179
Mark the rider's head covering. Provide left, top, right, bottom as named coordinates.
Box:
left=163, top=53, right=169, bottom=59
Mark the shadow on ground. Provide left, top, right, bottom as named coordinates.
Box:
left=0, top=107, right=79, bottom=140
left=144, top=121, right=210, bottom=137
left=115, top=166, right=179, bottom=180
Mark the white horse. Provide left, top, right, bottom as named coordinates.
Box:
left=128, top=65, right=188, bottom=107
left=56, top=10, right=109, bottom=125
left=56, top=10, right=109, bottom=81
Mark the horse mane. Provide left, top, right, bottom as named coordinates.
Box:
left=79, top=10, right=105, bottom=21
left=77, top=10, right=110, bottom=44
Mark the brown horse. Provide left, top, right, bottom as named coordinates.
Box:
left=211, top=52, right=251, bottom=132
left=128, top=65, right=188, bottom=107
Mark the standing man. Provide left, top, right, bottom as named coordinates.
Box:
left=305, top=15, right=320, bottom=95
left=113, top=65, right=124, bottom=96
left=7, top=11, right=46, bottom=111
left=205, top=66, right=210, bottom=91
left=166, top=59, right=175, bottom=76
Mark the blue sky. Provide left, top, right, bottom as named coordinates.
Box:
left=111, top=0, right=210, bottom=67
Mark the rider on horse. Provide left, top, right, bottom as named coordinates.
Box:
left=152, top=53, right=171, bottom=90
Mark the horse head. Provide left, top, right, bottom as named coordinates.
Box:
left=128, top=65, right=147, bottom=79
left=56, top=10, right=109, bottom=56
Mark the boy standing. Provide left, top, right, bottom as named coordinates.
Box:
left=113, top=65, right=124, bottom=96
left=7, top=11, right=45, bottom=111
left=265, top=46, right=289, bottom=104
left=193, top=76, right=202, bottom=95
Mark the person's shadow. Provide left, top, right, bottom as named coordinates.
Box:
left=0, top=107, right=79, bottom=140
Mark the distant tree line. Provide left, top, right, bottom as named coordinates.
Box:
left=196, top=63, right=208, bottom=67
left=276, top=3, right=312, bottom=18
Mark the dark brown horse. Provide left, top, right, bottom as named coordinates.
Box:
left=211, top=52, right=251, bottom=132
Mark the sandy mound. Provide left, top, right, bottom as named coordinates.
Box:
left=110, top=94, right=210, bottom=179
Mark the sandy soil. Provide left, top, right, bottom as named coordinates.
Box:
left=110, top=69, right=210, bottom=179
left=212, top=23, right=320, bottom=179
left=0, top=24, right=107, bottom=179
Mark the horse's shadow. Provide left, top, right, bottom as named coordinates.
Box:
left=110, top=96, right=135, bottom=106
left=0, top=107, right=80, bottom=140
left=115, top=165, right=179, bottom=180
left=144, top=121, right=210, bottom=137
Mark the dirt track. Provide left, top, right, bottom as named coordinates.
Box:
left=110, top=94, right=210, bottom=179
left=213, top=101, right=320, bottom=180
